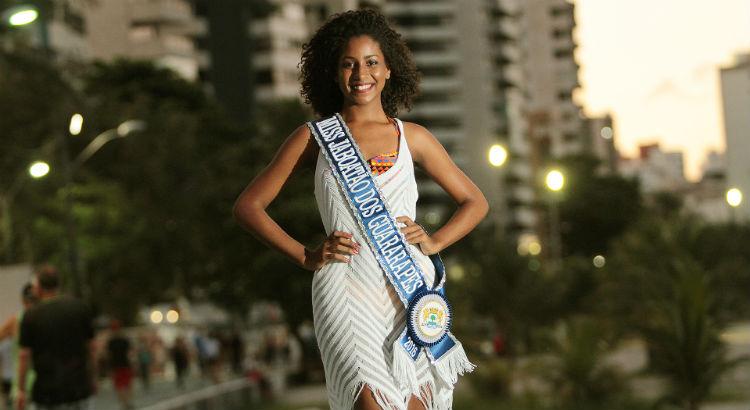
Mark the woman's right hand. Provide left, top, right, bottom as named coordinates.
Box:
left=304, top=230, right=361, bottom=271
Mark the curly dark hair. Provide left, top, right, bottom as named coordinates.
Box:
left=299, top=9, right=420, bottom=118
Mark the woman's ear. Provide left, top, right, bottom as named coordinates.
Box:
left=386, top=69, right=391, bottom=80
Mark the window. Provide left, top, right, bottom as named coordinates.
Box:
left=255, top=69, right=273, bottom=85
left=553, top=48, right=573, bottom=59
left=418, top=65, right=456, bottom=77
left=407, top=40, right=451, bottom=53
left=129, top=24, right=157, bottom=43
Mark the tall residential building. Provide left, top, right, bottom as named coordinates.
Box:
left=520, top=0, right=583, bottom=160
left=719, top=52, right=750, bottom=222
left=86, top=0, right=201, bottom=81
left=191, top=0, right=307, bottom=121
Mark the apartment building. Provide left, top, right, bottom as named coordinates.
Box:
left=719, top=52, right=750, bottom=222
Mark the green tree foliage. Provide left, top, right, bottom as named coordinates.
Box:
left=555, top=154, right=642, bottom=257
left=601, top=216, right=748, bottom=409
left=452, top=227, right=566, bottom=355
left=548, top=317, right=628, bottom=406
left=1, top=54, right=320, bottom=324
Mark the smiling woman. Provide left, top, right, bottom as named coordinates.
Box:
left=233, top=9, right=487, bottom=410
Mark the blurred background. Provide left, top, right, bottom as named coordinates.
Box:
left=0, top=0, right=749, bottom=409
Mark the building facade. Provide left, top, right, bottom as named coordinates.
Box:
left=719, top=52, right=750, bottom=222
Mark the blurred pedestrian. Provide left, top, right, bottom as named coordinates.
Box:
left=106, top=320, right=133, bottom=410
left=203, top=332, right=221, bottom=383
left=170, top=336, right=189, bottom=388
left=1, top=339, right=11, bottom=410
left=16, top=265, right=96, bottom=410
left=135, top=333, right=152, bottom=391
left=228, top=331, right=244, bottom=375
left=0, top=283, right=38, bottom=409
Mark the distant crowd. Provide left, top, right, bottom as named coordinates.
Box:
left=0, top=265, right=321, bottom=410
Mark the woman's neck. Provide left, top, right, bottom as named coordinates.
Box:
left=340, top=103, right=389, bottom=124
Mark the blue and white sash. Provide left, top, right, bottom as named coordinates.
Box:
left=307, top=114, right=474, bottom=389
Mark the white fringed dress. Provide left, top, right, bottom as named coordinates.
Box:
left=311, top=118, right=472, bottom=410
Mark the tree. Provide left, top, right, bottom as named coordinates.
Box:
left=601, top=216, right=747, bottom=409
left=555, top=154, right=642, bottom=257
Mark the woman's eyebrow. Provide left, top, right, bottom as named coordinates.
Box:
left=342, top=54, right=380, bottom=59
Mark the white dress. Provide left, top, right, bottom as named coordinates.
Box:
left=312, top=118, right=471, bottom=410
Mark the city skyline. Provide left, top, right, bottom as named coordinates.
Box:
left=575, top=0, right=750, bottom=180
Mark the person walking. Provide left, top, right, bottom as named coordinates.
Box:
left=16, top=266, right=97, bottom=410
left=0, top=283, right=38, bottom=409
left=135, top=333, right=152, bottom=391
left=106, top=320, right=133, bottom=410
left=170, top=336, right=189, bottom=388
left=233, top=9, right=487, bottom=410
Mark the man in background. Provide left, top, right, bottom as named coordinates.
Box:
left=106, top=320, right=133, bottom=410
left=0, top=283, right=38, bottom=409
left=16, top=266, right=96, bottom=410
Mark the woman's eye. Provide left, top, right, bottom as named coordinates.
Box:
left=342, top=61, right=354, bottom=68
left=367, top=60, right=378, bottom=66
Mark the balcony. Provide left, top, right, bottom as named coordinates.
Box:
left=129, top=0, right=193, bottom=24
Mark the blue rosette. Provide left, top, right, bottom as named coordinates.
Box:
left=407, top=290, right=452, bottom=347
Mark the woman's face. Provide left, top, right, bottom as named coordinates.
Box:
left=337, top=35, right=391, bottom=109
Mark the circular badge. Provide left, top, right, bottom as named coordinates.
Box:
left=407, top=291, right=451, bottom=347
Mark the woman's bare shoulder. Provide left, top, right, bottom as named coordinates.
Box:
left=401, top=121, right=443, bottom=162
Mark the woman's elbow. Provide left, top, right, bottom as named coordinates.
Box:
left=232, top=195, right=260, bottom=228
left=476, top=193, right=490, bottom=220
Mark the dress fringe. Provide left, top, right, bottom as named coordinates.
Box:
left=432, top=340, right=476, bottom=387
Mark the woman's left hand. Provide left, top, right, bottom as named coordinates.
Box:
left=396, top=216, right=440, bottom=255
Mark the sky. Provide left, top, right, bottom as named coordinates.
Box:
left=574, top=0, right=750, bottom=180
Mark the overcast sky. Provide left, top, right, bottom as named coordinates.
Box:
left=574, top=0, right=750, bottom=180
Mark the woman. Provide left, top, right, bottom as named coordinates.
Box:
left=234, top=9, right=488, bottom=410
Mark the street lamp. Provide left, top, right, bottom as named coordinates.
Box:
left=545, top=169, right=565, bottom=192
left=488, top=143, right=508, bottom=242
left=545, top=169, right=565, bottom=269
left=63, top=118, right=146, bottom=297
left=726, top=187, right=743, bottom=224
left=1, top=3, right=49, bottom=52
left=488, top=144, right=508, bottom=168
left=1, top=160, right=50, bottom=262
left=726, top=188, right=742, bottom=208
left=28, top=161, right=50, bottom=178
left=2, top=5, right=38, bottom=26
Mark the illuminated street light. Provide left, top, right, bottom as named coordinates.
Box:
left=726, top=188, right=743, bottom=208
left=166, top=309, right=179, bottom=324
left=150, top=310, right=163, bottom=324
left=28, top=161, right=50, bottom=178
left=69, top=113, right=83, bottom=136
left=600, top=126, right=614, bottom=140
left=488, top=144, right=508, bottom=167
left=545, top=169, right=565, bottom=192
left=593, top=255, right=606, bottom=268
left=3, top=5, right=38, bottom=26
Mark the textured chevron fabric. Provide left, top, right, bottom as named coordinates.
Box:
left=312, top=119, right=456, bottom=409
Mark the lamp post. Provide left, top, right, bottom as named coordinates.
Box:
left=1, top=161, right=50, bottom=262
left=488, top=143, right=508, bottom=242
left=61, top=115, right=146, bottom=297
left=545, top=169, right=565, bottom=269
left=726, top=187, right=743, bottom=225
left=1, top=3, right=49, bottom=52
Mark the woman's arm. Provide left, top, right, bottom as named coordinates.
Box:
left=233, top=125, right=358, bottom=270
left=400, top=122, right=489, bottom=254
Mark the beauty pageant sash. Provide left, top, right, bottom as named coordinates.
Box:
left=307, top=114, right=473, bottom=387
